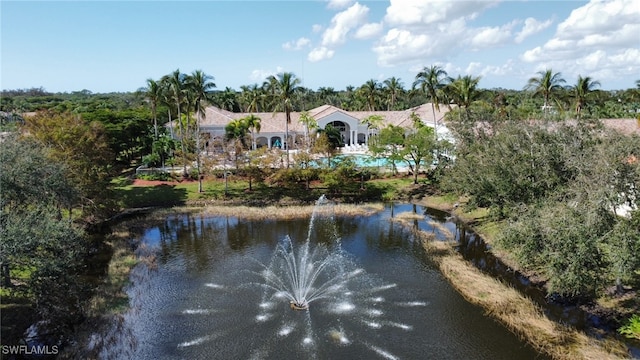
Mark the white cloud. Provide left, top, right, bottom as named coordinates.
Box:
left=384, top=0, right=497, bottom=26
left=354, top=22, right=383, bottom=39
left=520, top=0, right=639, bottom=84
left=374, top=0, right=506, bottom=66
left=308, top=2, right=370, bottom=63
left=515, top=17, right=553, bottom=43
left=249, top=66, right=284, bottom=82
left=282, top=37, right=311, bottom=51
left=373, top=28, right=434, bottom=66
left=308, top=46, right=335, bottom=62
left=312, top=24, right=323, bottom=33
left=321, top=2, right=369, bottom=47
left=557, top=0, right=639, bottom=42
left=469, top=22, right=515, bottom=50
left=465, top=62, right=484, bottom=76
left=327, top=0, right=354, bottom=10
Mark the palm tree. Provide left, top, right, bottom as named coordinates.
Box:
left=413, top=65, right=448, bottom=137
left=525, top=69, right=566, bottom=117
left=186, top=70, right=216, bottom=192
left=139, top=78, right=161, bottom=139
left=215, top=87, right=240, bottom=112
left=242, top=114, right=262, bottom=150
left=359, top=79, right=381, bottom=111
left=162, top=69, right=188, bottom=175
left=224, top=119, right=250, bottom=170
left=318, top=87, right=337, bottom=106
left=268, top=72, right=301, bottom=168
left=158, top=80, right=175, bottom=139
left=298, top=111, right=317, bottom=150
left=572, top=75, right=600, bottom=119
left=446, top=75, right=482, bottom=117
left=361, top=114, right=384, bottom=145
left=383, top=77, right=404, bottom=110
left=240, top=84, right=264, bottom=112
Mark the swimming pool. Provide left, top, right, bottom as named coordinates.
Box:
left=315, top=154, right=413, bottom=169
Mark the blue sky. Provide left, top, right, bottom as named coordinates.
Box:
left=2, top=0, right=639, bottom=93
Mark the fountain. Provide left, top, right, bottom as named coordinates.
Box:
left=256, top=196, right=373, bottom=313
left=257, top=197, right=354, bottom=311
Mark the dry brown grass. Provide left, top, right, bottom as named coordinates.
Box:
left=392, top=215, right=631, bottom=360
left=200, top=203, right=384, bottom=220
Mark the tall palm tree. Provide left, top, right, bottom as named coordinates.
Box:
left=139, top=78, right=161, bottom=139
left=383, top=77, right=404, bottom=110
left=186, top=70, right=216, bottom=192
left=162, top=69, right=188, bottom=175
left=413, top=65, right=448, bottom=137
left=268, top=72, right=301, bottom=168
left=572, top=75, right=600, bottom=119
left=525, top=69, right=566, bottom=117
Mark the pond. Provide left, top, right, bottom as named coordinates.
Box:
left=105, top=201, right=546, bottom=359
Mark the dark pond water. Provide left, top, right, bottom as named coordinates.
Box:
left=107, top=202, right=547, bottom=359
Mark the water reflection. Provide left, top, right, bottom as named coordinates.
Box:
left=108, top=203, right=547, bottom=360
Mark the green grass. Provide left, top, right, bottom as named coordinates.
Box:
left=112, top=175, right=416, bottom=209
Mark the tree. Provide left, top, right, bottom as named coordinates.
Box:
left=139, top=78, right=162, bottom=139
left=525, top=69, right=566, bottom=117
left=224, top=119, right=250, bottom=170
left=359, top=79, right=381, bottom=111
left=268, top=72, right=301, bottom=168
left=413, top=65, right=448, bottom=135
left=242, top=114, right=262, bottom=150
left=314, top=124, right=343, bottom=169
left=298, top=111, right=317, bottom=151
left=215, top=87, right=240, bottom=112
left=361, top=114, right=384, bottom=145
left=402, top=126, right=437, bottom=184
left=572, top=75, right=600, bottom=119
left=317, top=87, right=338, bottom=106
left=383, top=77, right=404, bottom=110
left=186, top=70, right=216, bottom=192
left=445, top=75, right=482, bottom=116
left=162, top=69, right=189, bottom=175
left=1, top=135, right=88, bottom=336
left=24, top=111, right=115, bottom=214
left=240, top=84, right=265, bottom=112
left=368, top=124, right=406, bottom=175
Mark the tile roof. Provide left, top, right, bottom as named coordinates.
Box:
left=200, top=103, right=450, bottom=132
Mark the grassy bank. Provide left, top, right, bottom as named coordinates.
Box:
left=414, top=195, right=638, bottom=359
left=58, top=212, right=172, bottom=359
left=392, top=214, right=630, bottom=360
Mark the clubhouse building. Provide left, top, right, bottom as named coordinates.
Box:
left=193, top=103, right=452, bottom=153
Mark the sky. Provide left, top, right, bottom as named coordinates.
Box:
left=1, top=0, right=639, bottom=93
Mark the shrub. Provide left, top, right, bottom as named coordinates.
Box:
left=137, top=172, right=170, bottom=181
left=618, top=314, right=640, bottom=340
